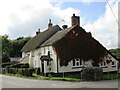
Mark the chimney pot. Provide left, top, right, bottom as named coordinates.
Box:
left=73, top=14, right=75, bottom=16
left=48, top=19, right=53, bottom=28
left=71, top=14, right=80, bottom=26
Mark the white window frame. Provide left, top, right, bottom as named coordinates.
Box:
left=48, top=46, right=52, bottom=56
left=99, top=61, right=107, bottom=67
left=111, top=61, right=116, bottom=67
left=72, top=58, right=84, bottom=67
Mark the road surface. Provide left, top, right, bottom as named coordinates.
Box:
left=0, top=74, right=119, bottom=88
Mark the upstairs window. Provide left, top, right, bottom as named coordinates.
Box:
left=99, top=61, right=107, bottom=67
left=73, top=58, right=84, bottom=67
left=112, top=61, right=116, bottom=67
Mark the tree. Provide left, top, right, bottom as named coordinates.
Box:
left=9, top=37, right=31, bottom=57
left=2, top=35, right=11, bottom=63
left=109, top=48, right=120, bottom=58
left=1, top=35, right=31, bottom=63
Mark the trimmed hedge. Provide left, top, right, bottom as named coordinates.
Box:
left=1, top=62, right=13, bottom=68
left=6, top=68, right=33, bottom=76
left=6, top=63, right=29, bottom=68
left=81, top=67, right=103, bottom=81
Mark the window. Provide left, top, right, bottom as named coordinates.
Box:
left=48, top=46, right=52, bottom=56
left=112, top=61, right=116, bottom=67
left=99, top=61, right=107, bottom=67
left=73, top=58, right=84, bottom=67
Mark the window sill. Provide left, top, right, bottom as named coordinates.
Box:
left=100, top=66, right=107, bottom=68
left=112, top=65, right=116, bottom=67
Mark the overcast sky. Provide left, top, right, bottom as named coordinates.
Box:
left=0, top=0, right=119, bottom=49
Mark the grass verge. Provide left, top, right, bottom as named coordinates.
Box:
left=1, top=73, right=120, bottom=82
left=1, top=73, right=83, bottom=82
left=102, top=73, right=120, bottom=80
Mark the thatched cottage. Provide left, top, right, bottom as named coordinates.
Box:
left=21, top=14, right=119, bottom=75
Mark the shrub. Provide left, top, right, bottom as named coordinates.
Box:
left=1, top=62, right=13, bottom=68
left=6, top=63, right=29, bottom=68
left=81, top=67, right=103, bottom=81
left=6, top=68, right=33, bottom=76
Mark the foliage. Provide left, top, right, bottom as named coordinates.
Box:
left=9, top=37, right=31, bottom=57
left=109, top=48, right=120, bottom=57
left=1, top=62, right=13, bottom=68
left=45, top=77, right=82, bottom=82
left=2, top=72, right=120, bottom=81
left=1, top=35, right=31, bottom=63
left=81, top=67, right=103, bottom=81
left=102, top=73, right=120, bottom=80
left=2, top=35, right=11, bottom=63
left=6, top=63, right=29, bottom=68
left=53, top=26, right=107, bottom=66
left=5, top=68, right=33, bottom=76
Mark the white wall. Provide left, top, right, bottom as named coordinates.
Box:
left=41, top=46, right=58, bottom=73
left=26, top=46, right=118, bottom=73
left=100, top=54, right=118, bottom=72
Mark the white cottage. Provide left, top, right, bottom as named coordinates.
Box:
left=21, top=14, right=119, bottom=75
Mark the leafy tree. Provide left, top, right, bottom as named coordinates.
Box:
left=2, top=35, right=11, bottom=63
left=1, top=35, right=31, bottom=63
left=109, top=48, right=120, bottom=57
left=9, top=37, right=31, bottom=57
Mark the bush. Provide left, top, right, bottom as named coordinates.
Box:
left=81, top=67, right=103, bottom=81
left=6, top=68, right=33, bottom=76
left=6, top=63, right=29, bottom=68
left=1, top=62, right=13, bottom=68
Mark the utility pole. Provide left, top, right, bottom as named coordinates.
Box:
left=118, top=2, right=120, bottom=49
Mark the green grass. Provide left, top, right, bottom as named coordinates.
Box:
left=1, top=73, right=83, bottom=82
left=1, top=73, right=120, bottom=82
left=102, top=73, right=120, bottom=80
left=44, top=77, right=83, bottom=82
left=3, top=73, right=36, bottom=79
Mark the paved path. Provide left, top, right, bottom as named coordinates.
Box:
left=0, top=74, right=119, bottom=88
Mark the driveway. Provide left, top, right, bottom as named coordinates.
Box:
left=0, top=74, right=119, bottom=89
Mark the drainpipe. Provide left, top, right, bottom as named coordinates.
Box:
left=57, top=55, right=59, bottom=73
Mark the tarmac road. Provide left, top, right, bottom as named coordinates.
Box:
left=0, top=74, right=119, bottom=89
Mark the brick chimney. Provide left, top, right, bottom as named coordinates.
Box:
left=48, top=19, right=53, bottom=28
left=71, top=14, right=80, bottom=26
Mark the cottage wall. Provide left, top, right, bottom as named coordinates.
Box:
left=41, top=46, right=58, bottom=73
left=27, top=46, right=118, bottom=73
left=101, top=54, right=118, bottom=72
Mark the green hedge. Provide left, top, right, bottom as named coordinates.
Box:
left=6, top=63, right=29, bottom=68
left=6, top=68, right=33, bottom=76
left=81, top=67, right=103, bottom=81
left=1, top=62, right=13, bottom=68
